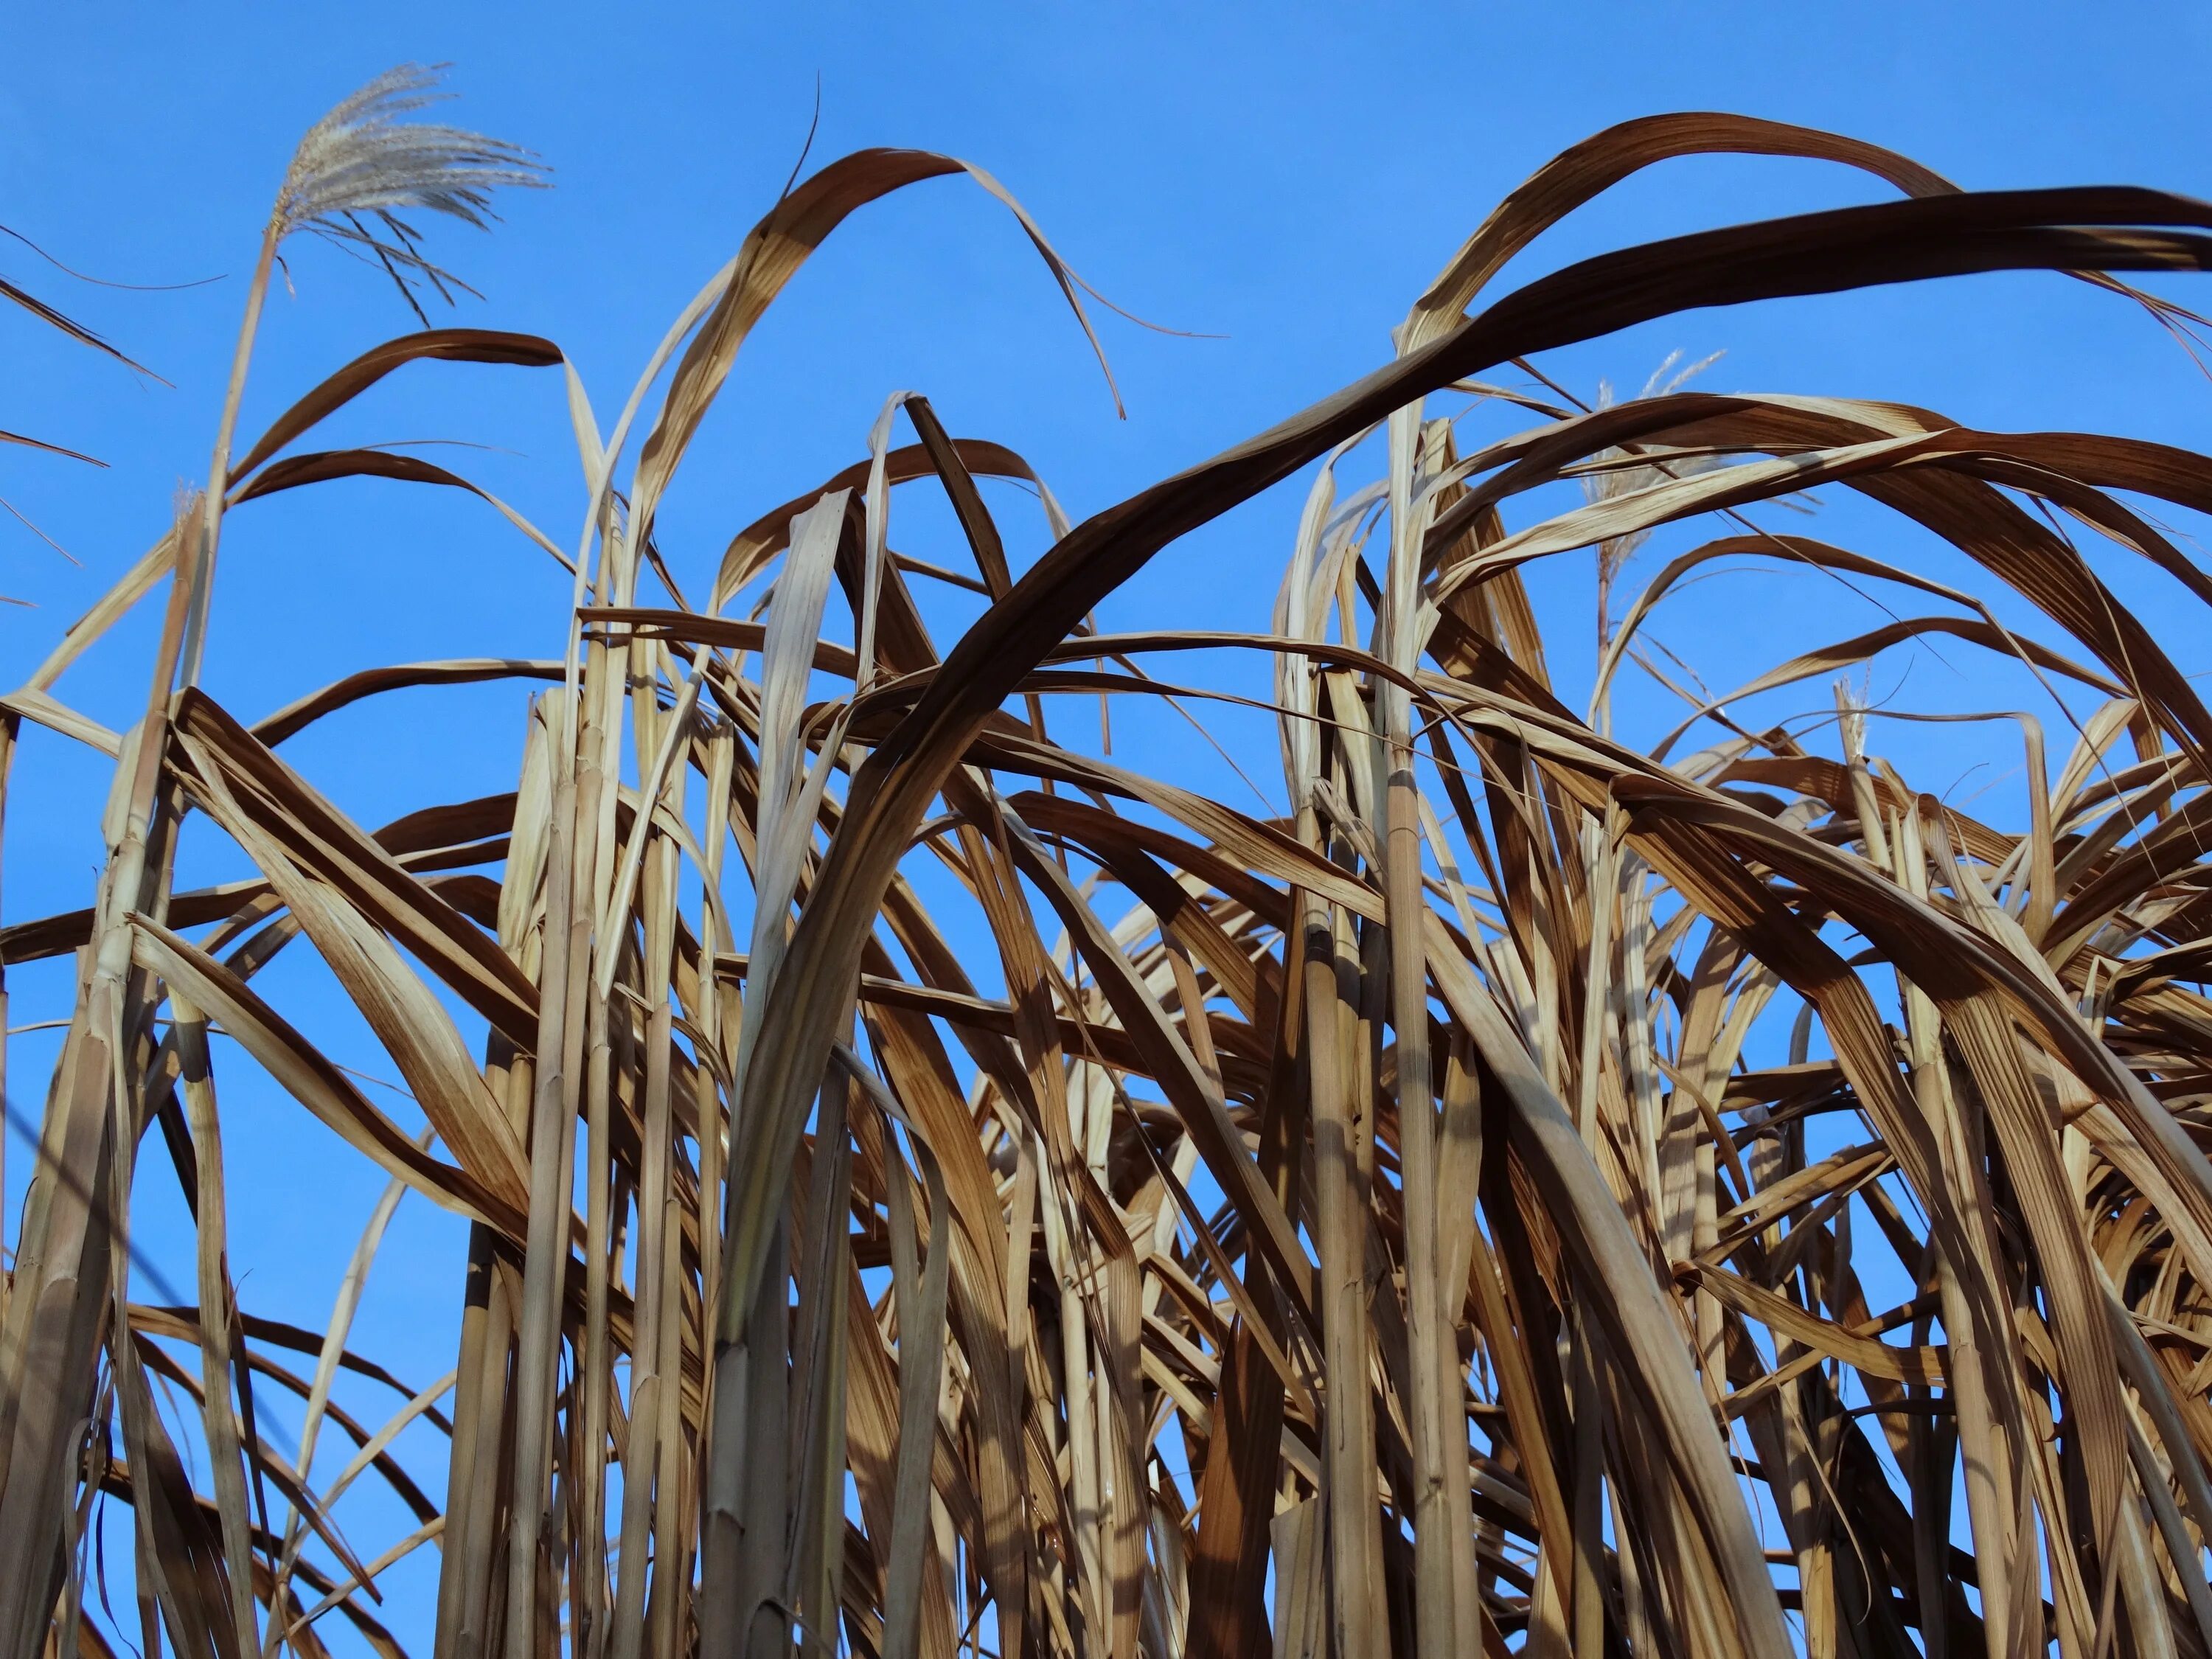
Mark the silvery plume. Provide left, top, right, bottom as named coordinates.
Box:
left=269, top=62, right=546, bottom=319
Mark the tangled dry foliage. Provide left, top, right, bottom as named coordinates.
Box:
left=10, top=68, right=2212, bottom=1659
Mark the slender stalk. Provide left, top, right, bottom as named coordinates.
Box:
left=179, top=222, right=279, bottom=692
left=173, top=989, right=260, bottom=1653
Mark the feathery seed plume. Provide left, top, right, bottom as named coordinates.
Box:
left=271, top=63, right=546, bottom=317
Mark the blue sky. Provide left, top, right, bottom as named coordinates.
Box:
left=8, top=1, right=2212, bottom=1649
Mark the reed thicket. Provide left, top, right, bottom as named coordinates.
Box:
left=6, top=69, right=2212, bottom=1659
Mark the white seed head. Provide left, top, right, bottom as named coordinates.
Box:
left=271, top=63, right=546, bottom=315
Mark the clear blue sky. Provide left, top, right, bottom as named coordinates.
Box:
left=8, top=2, right=2212, bottom=1649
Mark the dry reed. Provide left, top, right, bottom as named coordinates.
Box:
left=5, top=74, right=2212, bottom=1659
